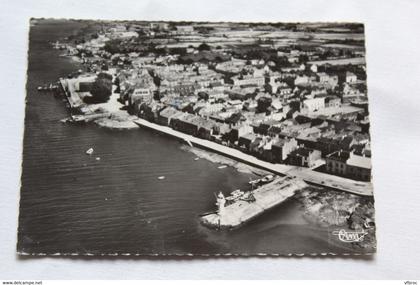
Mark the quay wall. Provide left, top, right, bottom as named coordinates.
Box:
left=134, top=118, right=374, bottom=197
left=136, top=121, right=287, bottom=176
left=59, top=78, right=84, bottom=110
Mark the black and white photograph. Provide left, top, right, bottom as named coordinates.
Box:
left=18, top=19, right=375, bottom=256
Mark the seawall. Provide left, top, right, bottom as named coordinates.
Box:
left=134, top=118, right=373, bottom=196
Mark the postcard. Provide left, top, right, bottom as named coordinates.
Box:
left=18, top=19, right=375, bottom=256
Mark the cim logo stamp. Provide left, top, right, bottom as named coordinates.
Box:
left=332, top=229, right=368, bottom=242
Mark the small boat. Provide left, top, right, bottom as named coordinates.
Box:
left=218, top=165, right=227, bottom=169
left=158, top=176, right=165, bottom=180
left=85, top=148, right=94, bottom=155
left=95, top=157, right=101, bottom=161
left=194, top=157, right=199, bottom=161
left=261, top=174, right=274, bottom=183
left=230, top=189, right=244, bottom=198
left=224, top=189, right=255, bottom=204
left=248, top=178, right=261, bottom=185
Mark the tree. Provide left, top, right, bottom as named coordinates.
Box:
left=97, top=72, right=112, bottom=81
left=104, top=39, right=123, bottom=54
left=198, top=42, right=211, bottom=51
left=298, top=54, right=309, bottom=64
left=84, top=73, right=112, bottom=104
left=257, top=97, right=272, bottom=113
left=214, top=56, right=223, bottom=63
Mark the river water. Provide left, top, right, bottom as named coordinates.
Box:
left=18, top=19, right=351, bottom=255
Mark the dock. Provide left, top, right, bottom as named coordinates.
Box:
left=200, top=176, right=308, bottom=229
left=134, top=118, right=373, bottom=196
left=58, top=78, right=113, bottom=123
left=59, top=78, right=85, bottom=109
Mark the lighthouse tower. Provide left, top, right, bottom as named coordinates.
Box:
left=216, top=192, right=226, bottom=217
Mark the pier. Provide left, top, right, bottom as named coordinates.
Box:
left=58, top=78, right=114, bottom=123
left=134, top=118, right=374, bottom=196
left=200, top=176, right=307, bottom=229
left=59, top=78, right=85, bottom=109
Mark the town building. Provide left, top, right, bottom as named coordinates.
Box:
left=301, top=97, right=325, bottom=113
left=176, top=25, right=194, bottom=34
left=232, top=74, right=265, bottom=87
left=325, top=150, right=371, bottom=181
left=325, top=150, right=350, bottom=176
left=346, top=71, right=357, bottom=83
left=130, top=88, right=153, bottom=105
left=346, top=152, right=372, bottom=181
left=294, top=75, right=311, bottom=86
left=150, top=22, right=169, bottom=30
left=288, top=147, right=321, bottom=168
left=272, top=138, right=298, bottom=162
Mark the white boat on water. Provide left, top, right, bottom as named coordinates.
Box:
left=158, top=176, right=165, bottom=180
left=85, top=148, right=94, bottom=155
left=218, top=165, right=227, bottom=169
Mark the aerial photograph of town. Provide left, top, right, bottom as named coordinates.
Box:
left=18, top=19, right=375, bottom=256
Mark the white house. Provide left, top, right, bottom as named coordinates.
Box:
left=346, top=72, right=357, bottom=83
left=302, top=97, right=325, bottom=113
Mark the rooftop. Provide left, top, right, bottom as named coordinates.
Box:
left=347, top=153, right=372, bottom=169
left=327, top=150, right=350, bottom=162
left=291, top=147, right=314, bottom=157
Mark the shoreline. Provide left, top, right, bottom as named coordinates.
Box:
left=58, top=69, right=139, bottom=130
left=181, top=145, right=270, bottom=176
left=93, top=113, right=139, bottom=130
left=134, top=118, right=373, bottom=196
left=294, top=187, right=376, bottom=252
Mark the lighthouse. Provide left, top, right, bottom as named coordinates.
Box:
left=216, top=192, right=226, bottom=217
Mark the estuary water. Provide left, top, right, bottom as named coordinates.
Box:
left=18, top=20, right=349, bottom=255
